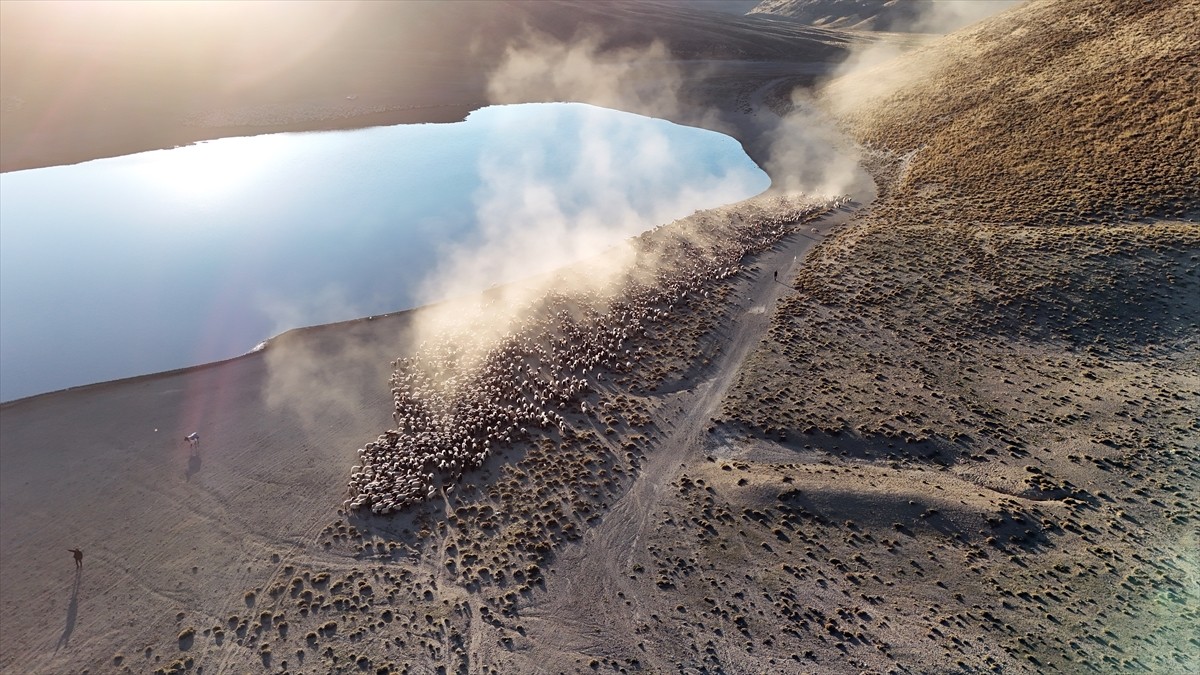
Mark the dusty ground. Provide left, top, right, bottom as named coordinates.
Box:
left=2, top=1, right=1198, bottom=674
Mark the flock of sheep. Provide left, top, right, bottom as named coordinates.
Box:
left=345, top=195, right=848, bottom=515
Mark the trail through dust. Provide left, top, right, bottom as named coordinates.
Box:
left=515, top=198, right=866, bottom=660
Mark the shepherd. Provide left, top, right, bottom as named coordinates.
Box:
left=185, top=432, right=200, bottom=450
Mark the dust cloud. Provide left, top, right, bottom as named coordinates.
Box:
left=761, top=92, right=874, bottom=199
left=820, top=0, right=1023, bottom=118
left=407, top=103, right=766, bottom=354
left=268, top=2, right=1027, bottom=429
left=402, top=29, right=865, bottom=360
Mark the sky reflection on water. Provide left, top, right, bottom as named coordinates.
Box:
left=0, top=102, right=768, bottom=401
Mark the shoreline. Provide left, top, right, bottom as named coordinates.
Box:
left=0, top=102, right=483, bottom=174
left=0, top=179, right=793, bottom=409
left=0, top=96, right=784, bottom=178
left=0, top=56, right=830, bottom=176
left=0, top=75, right=802, bottom=405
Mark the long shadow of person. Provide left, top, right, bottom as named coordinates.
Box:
left=185, top=451, right=202, bottom=482
left=55, top=568, right=81, bottom=651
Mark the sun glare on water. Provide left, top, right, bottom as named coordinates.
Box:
left=128, top=136, right=280, bottom=201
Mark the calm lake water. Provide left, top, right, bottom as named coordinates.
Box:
left=0, top=102, right=768, bottom=402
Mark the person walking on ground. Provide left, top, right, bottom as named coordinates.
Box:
left=773, top=270, right=778, bottom=281
left=68, top=548, right=83, bottom=569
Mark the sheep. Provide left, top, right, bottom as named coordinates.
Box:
left=345, top=194, right=842, bottom=513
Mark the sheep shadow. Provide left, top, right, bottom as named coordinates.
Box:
left=55, top=568, right=81, bottom=651
left=185, top=450, right=202, bottom=482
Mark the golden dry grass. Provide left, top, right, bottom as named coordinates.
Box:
left=824, top=0, right=1200, bottom=226
left=719, top=1, right=1200, bottom=671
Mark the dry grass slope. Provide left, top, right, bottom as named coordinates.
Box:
left=723, top=0, right=1200, bottom=671
left=824, top=0, right=1200, bottom=226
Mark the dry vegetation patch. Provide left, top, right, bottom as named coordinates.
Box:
left=825, top=0, right=1200, bottom=227
left=718, top=2, right=1199, bottom=671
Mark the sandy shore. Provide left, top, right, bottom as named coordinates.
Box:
left=0, top=307, right=393, bottom=669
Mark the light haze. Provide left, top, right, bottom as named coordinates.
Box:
left=0, top=102, right=768, bottom=401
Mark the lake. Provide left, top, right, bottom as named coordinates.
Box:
left=0, top=102, right=769, bottom=402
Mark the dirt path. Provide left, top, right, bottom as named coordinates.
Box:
left=516, top=200, right=863, bottom=665
left=505, top=62, right=868, bottom=668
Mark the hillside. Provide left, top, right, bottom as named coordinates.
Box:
left=725, top=0, right=1200, bottom=670
left=821, top=0, right=1199, bottom=226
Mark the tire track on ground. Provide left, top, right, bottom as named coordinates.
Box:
left=522, top=202, right=864, bottom=659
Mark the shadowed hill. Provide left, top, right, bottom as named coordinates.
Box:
left=0, top=0, right=855, bottom=172
left=503, top=0, right=860, bottom=59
